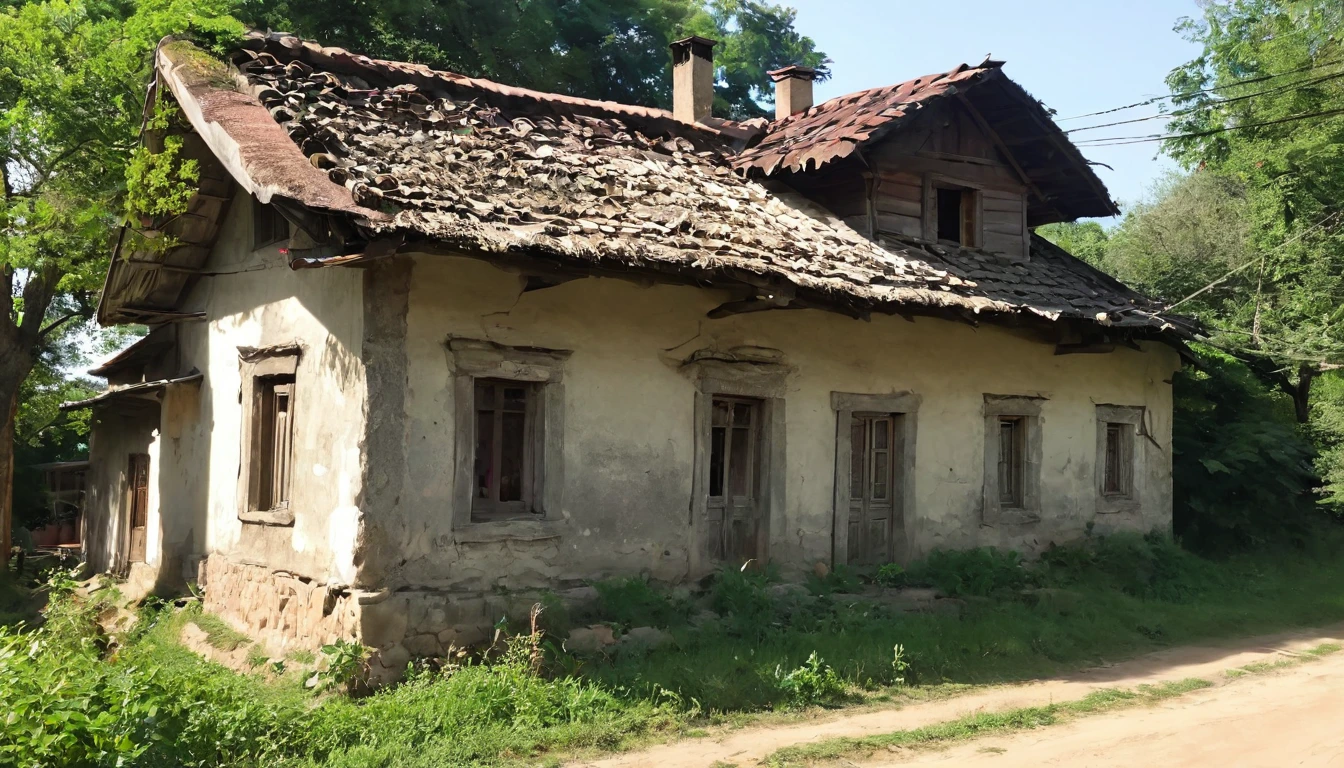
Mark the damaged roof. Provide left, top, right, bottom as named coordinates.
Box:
left=734, top=61, right=1119, bottom=224
left=100, top=31, right=1193, bottom=338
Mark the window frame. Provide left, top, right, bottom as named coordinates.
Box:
left=237, top=346, right=301, bottom=526
left=470, top=378, right=543, bottom=522
left=922, top=173, right=982, bottom=248
left=1095, top=405, right=1145, bottom=514
left=448, top=338, right=568, bottom=530
left=981, top=394, right=1043, bottom=525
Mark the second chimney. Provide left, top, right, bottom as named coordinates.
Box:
left=769, top=65, right=816, bottom=120
left=671, top=35, right=716, bottom=123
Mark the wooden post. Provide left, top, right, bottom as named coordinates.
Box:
left=1, top=394, right=16, bottom=567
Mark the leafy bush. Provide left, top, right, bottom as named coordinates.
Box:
left=907, top=548, right=1032, bottom=597
left=1173, top=348, right=1320, bottom=550
left=1039, top=532, right=1220, bottom=601
left=593, top=576, right=691, bottom=629
left=774, top=652, right=847, bottom=708
left=874, top=563, right=906, bottom=588
left=318, top=638, right=369, bottom=690
left=805, top=564, right=861, bottom=595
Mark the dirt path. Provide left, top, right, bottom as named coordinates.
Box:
left=572, top=622, right=1344, bottom=768
left=870, top=647, right=1344, bottom=767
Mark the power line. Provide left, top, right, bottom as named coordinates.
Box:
left=1056, top=55, right=1344, bottom=122
left=1165, top=210, right=1344, bottom=312
left=1071, top=106, right=1344, bottom=147
left=1063, top=67, right=1344, bottom=135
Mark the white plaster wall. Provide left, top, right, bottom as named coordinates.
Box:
left=170, top=194, right=368, bottom=584
left=382, top=253, right=1179, bottom=589
left=82, top=407, right=159, bottom=575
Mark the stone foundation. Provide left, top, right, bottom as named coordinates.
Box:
left=200, top=556, right=600, bottom=684
left=202, top=557, right=361, bottom=651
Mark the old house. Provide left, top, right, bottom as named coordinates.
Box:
left=71, top=31, right=1196, bottom=668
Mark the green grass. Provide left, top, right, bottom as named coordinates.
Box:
left=7, top=527, right=1344, bottom=767
left=761, top=678, right=1213, bottom=766
left=189, top=610, right=254, bottom=652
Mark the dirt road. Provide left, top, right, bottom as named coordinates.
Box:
left=573, top=623, right=1344, bottom=768
left=875, top=647, right=1344, bottom=767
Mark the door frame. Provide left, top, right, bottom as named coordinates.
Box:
left=831, top=391, right=920, bottom=566
left=688, top=363, right=788, bottom=576
left=124, top=452, right=151, bottom=566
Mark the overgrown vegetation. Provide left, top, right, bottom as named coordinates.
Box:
left=7, top=527, right=1344, bottom=765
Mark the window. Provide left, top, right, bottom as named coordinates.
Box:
left=472, top=379, right=540, bottom=520
left=252, top=199, right=289, bottom=250
left=255, top=376, right=295, bottom=510
left=251, top=375, right=295, bottom=511
left=935, top=186, right=979, bottom=246
left=448, top=338, right=568, bottom=530
left=1095, top=406, right=1143, bottom=511
left=982, top=395, right=1042, bottom=524
left=1103, top=423, right=1130, bottom=496
left=237, top=346, right=300, bottom=525
left=997, top=416, right=1025, bottom=508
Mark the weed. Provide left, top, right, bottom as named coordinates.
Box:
left=891, top=644, right=910, bottom=686
left=907, top=547, right=1031, bottom=597
left=319, top=639, right=369, bottom=690
left=805, top=564, right=862, bottom=596
left=593, top=577, right=691, bottom=629
left=874, top=563, right=906, bottom=588
left=775, top=652, right=847, bottom=708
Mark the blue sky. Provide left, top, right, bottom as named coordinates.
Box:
left=783, top=0, right=1203, bottom=220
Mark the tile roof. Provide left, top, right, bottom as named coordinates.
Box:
left=735, top=63, right=995, bottom=176
left=117, top=33, right=1193, bottom=338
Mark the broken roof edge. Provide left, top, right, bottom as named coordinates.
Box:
left=236, top=31, right=761, bottom=143
left=60, top=373, right=204, bottom=411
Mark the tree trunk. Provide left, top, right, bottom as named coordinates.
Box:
left=1, top=264, right=63, bottom=564
left=0, top=392, right=14, bottom=566
left=1292, top=364, right=1315, bottom=424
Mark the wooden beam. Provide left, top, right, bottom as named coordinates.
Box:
left=955, top=94, right=1052, bottom=209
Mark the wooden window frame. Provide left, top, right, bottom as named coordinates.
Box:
left=252, top=198, right=290, bottom=251
left=982, top=394, right=1043, bottom=525
left=470, top=378, right=544, bottom=522
left=237, top=346, right=301, bottom=526
left=1095, top=405, right=1145, bottom=514
left=831, top=391, right=920, bottom=566
left=448, top=338, right=569, bottom=531
left=922, top=173, right=983, bottom=248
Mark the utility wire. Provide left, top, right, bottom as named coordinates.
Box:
left=1063, top=67, right=1344, bottom=134
left=1165, top=210, right=1343, bottom=312
left=1072, top=106, right=1344, bottom=147
left=1056, top=55, right=1344, bottom=121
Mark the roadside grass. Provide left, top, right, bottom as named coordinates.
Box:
left=6, top=527, right=1344, bottom=767
left=580, top=528, right=1344, bottom=712
left=188, top=609, right=253, bottom=652
left=761, top=678, right=1214, bottom=767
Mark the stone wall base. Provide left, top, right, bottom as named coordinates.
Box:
left=200, top=556, right=600, bottom=684
left=201, top=557, right=362, bottom=651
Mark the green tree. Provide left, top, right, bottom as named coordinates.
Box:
left=1160, top=0, right=1344, bottom=419
left=234, top=0, right=831, bottom=119
left=1, top=0, right=242, bottom=559
left=1036, top=220, right=1110, bottom=269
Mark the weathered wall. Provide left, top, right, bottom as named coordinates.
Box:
left=83, top=405, right=159, bottom=575
left=361, top=252, right=1179, bottom=603
left=148, top=192, right=370, bottom=610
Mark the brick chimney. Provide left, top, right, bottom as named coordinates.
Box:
left=769, top=65, right=816, bottom=120
left=671, top=35, right=717, bottom=124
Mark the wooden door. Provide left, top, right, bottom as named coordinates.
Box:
left=847, top=414, right=901, bottom=564
left=127, top=454, right=149, bottom=563
left=707, top=397, right=765, bottom=564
